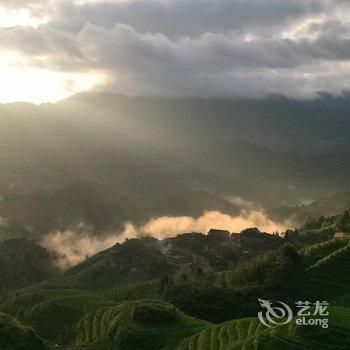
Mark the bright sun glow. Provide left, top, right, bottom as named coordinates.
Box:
left=0, top=6, right=107, bottom=104
left=0, top=55, right=106, bottom=104
left=0, top=8, right=45, bottom=28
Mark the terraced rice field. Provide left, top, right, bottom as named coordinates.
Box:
left=0, top=289, right=113, bottom=343
left=96, top=280, right=161, bottom=301
left=176, top=314, right=350, bottom=350
left=175, top=317, right=314, bottom=350
left=76, top=305, right=122, bottom=344
left=177, top=318, right=268, bottom=350
left=301, top=238, right=349, bottom=265
left=306, top=243, right=350, bottom=305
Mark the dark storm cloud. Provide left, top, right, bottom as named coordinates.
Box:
left=0, top=0, right=350, bottom=98
left=74, top=22, right=350, bottom=98
left=50, top=0, right=324, bottom=37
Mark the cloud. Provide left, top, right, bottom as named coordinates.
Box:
left=1, top=1, right=324, bottom=34
left=74, top=22, right=350, bottom=98
left=1, top=0, right=350, bottom=99
left=41, top=210, right=289, bottom=269
left=49, top=0, right=325, bottom=37
left=0, top=0, right=53, bottom=19
left=40, top=226, right=136, bottom=269
left=0, top=25, right=81, bottom=58
left=136, top=210, right=288, bottom=238
left=225, top=196, right=255, bottom=209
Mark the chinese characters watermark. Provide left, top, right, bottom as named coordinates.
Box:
left=258, top=298, right=329, bottom=328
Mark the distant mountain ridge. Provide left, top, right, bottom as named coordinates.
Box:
left=269, top=191, right=350, bottom=225
left=1, top=93, right=350, bottom=206
left=0, top=181, right=240, bottom=237
left=58, top=92, right=350, bottom=154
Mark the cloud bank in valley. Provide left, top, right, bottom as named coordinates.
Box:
left=134, top=210, right=287, bottom=238
left=41, top=229, right=126, bottom=269
left=41, top=210, right=289, bottom=268
left=1, top=0, right=350, bottom=99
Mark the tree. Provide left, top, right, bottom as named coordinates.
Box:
left=335, top=210, right=350, bottom=232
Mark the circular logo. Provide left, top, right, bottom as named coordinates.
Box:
left=258, top=298, right=293, bottom=328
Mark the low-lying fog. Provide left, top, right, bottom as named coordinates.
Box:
left=41, top=209, right=290, bottom=269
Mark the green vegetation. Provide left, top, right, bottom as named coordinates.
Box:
left=0, top=237, right=59, bottom=290
left=173, top=238, right=350, bottom=349
left=301, top=238, right=350, bottom=265
left=76, top=300, right=209, bottom=350
left=96, top=280, right=162, bottom=302
left=335, top=210, right=350, bottom=232
left=164, top=244, right=306, bottom=323
left=1, top=289, right=113, bottom=344
left=1, top=291, right=209, bottom=350
left=305, top=240, right=350, bottom=306
left=1, top=211, right=350, bottom=349
left=63, top=238, right=174, bottom=289
left=0, top=312, right=48, bottom=350
left=177, top=314, right=350, bottom=350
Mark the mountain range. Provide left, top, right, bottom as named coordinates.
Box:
left=1, top=93, right=350, bottom=208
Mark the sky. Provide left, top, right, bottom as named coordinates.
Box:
left=0, top=0, right=350, bottom=103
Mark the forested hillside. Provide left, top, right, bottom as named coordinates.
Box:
left=1, top=211, right=350, bottom=349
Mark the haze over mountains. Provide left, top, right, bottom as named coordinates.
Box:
left=1, top=92, right=350, bottom=210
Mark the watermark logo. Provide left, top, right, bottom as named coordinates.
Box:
left=258, top=299, right=329, bottom=328
left=258, top=298, right=293, bottom=327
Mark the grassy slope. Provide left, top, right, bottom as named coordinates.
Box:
left=0, top=237, right=59, bottom=290
left=0, top=289, right=113, bottom=344
left=17, top=238, right=170, bottom=292
left=301, top=238, right=350, bottom=265
left=175, top=238, right=350, bottom=350
left=176, top=318, right=310, bottom=350
left=0, top=312, right=48, bottom=350
left=2, top=237, right=350, bottom=349
left=302, top=238, right=350, bottom=306
left=0, top=289, right=208, bottom=349
left=62, top=238, right=173, bottom=290
left=176, top=311, right=350, bottom=350
left=75, top=300, right=210, bottom=350
left=95, top=280, right=162, bottom=302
